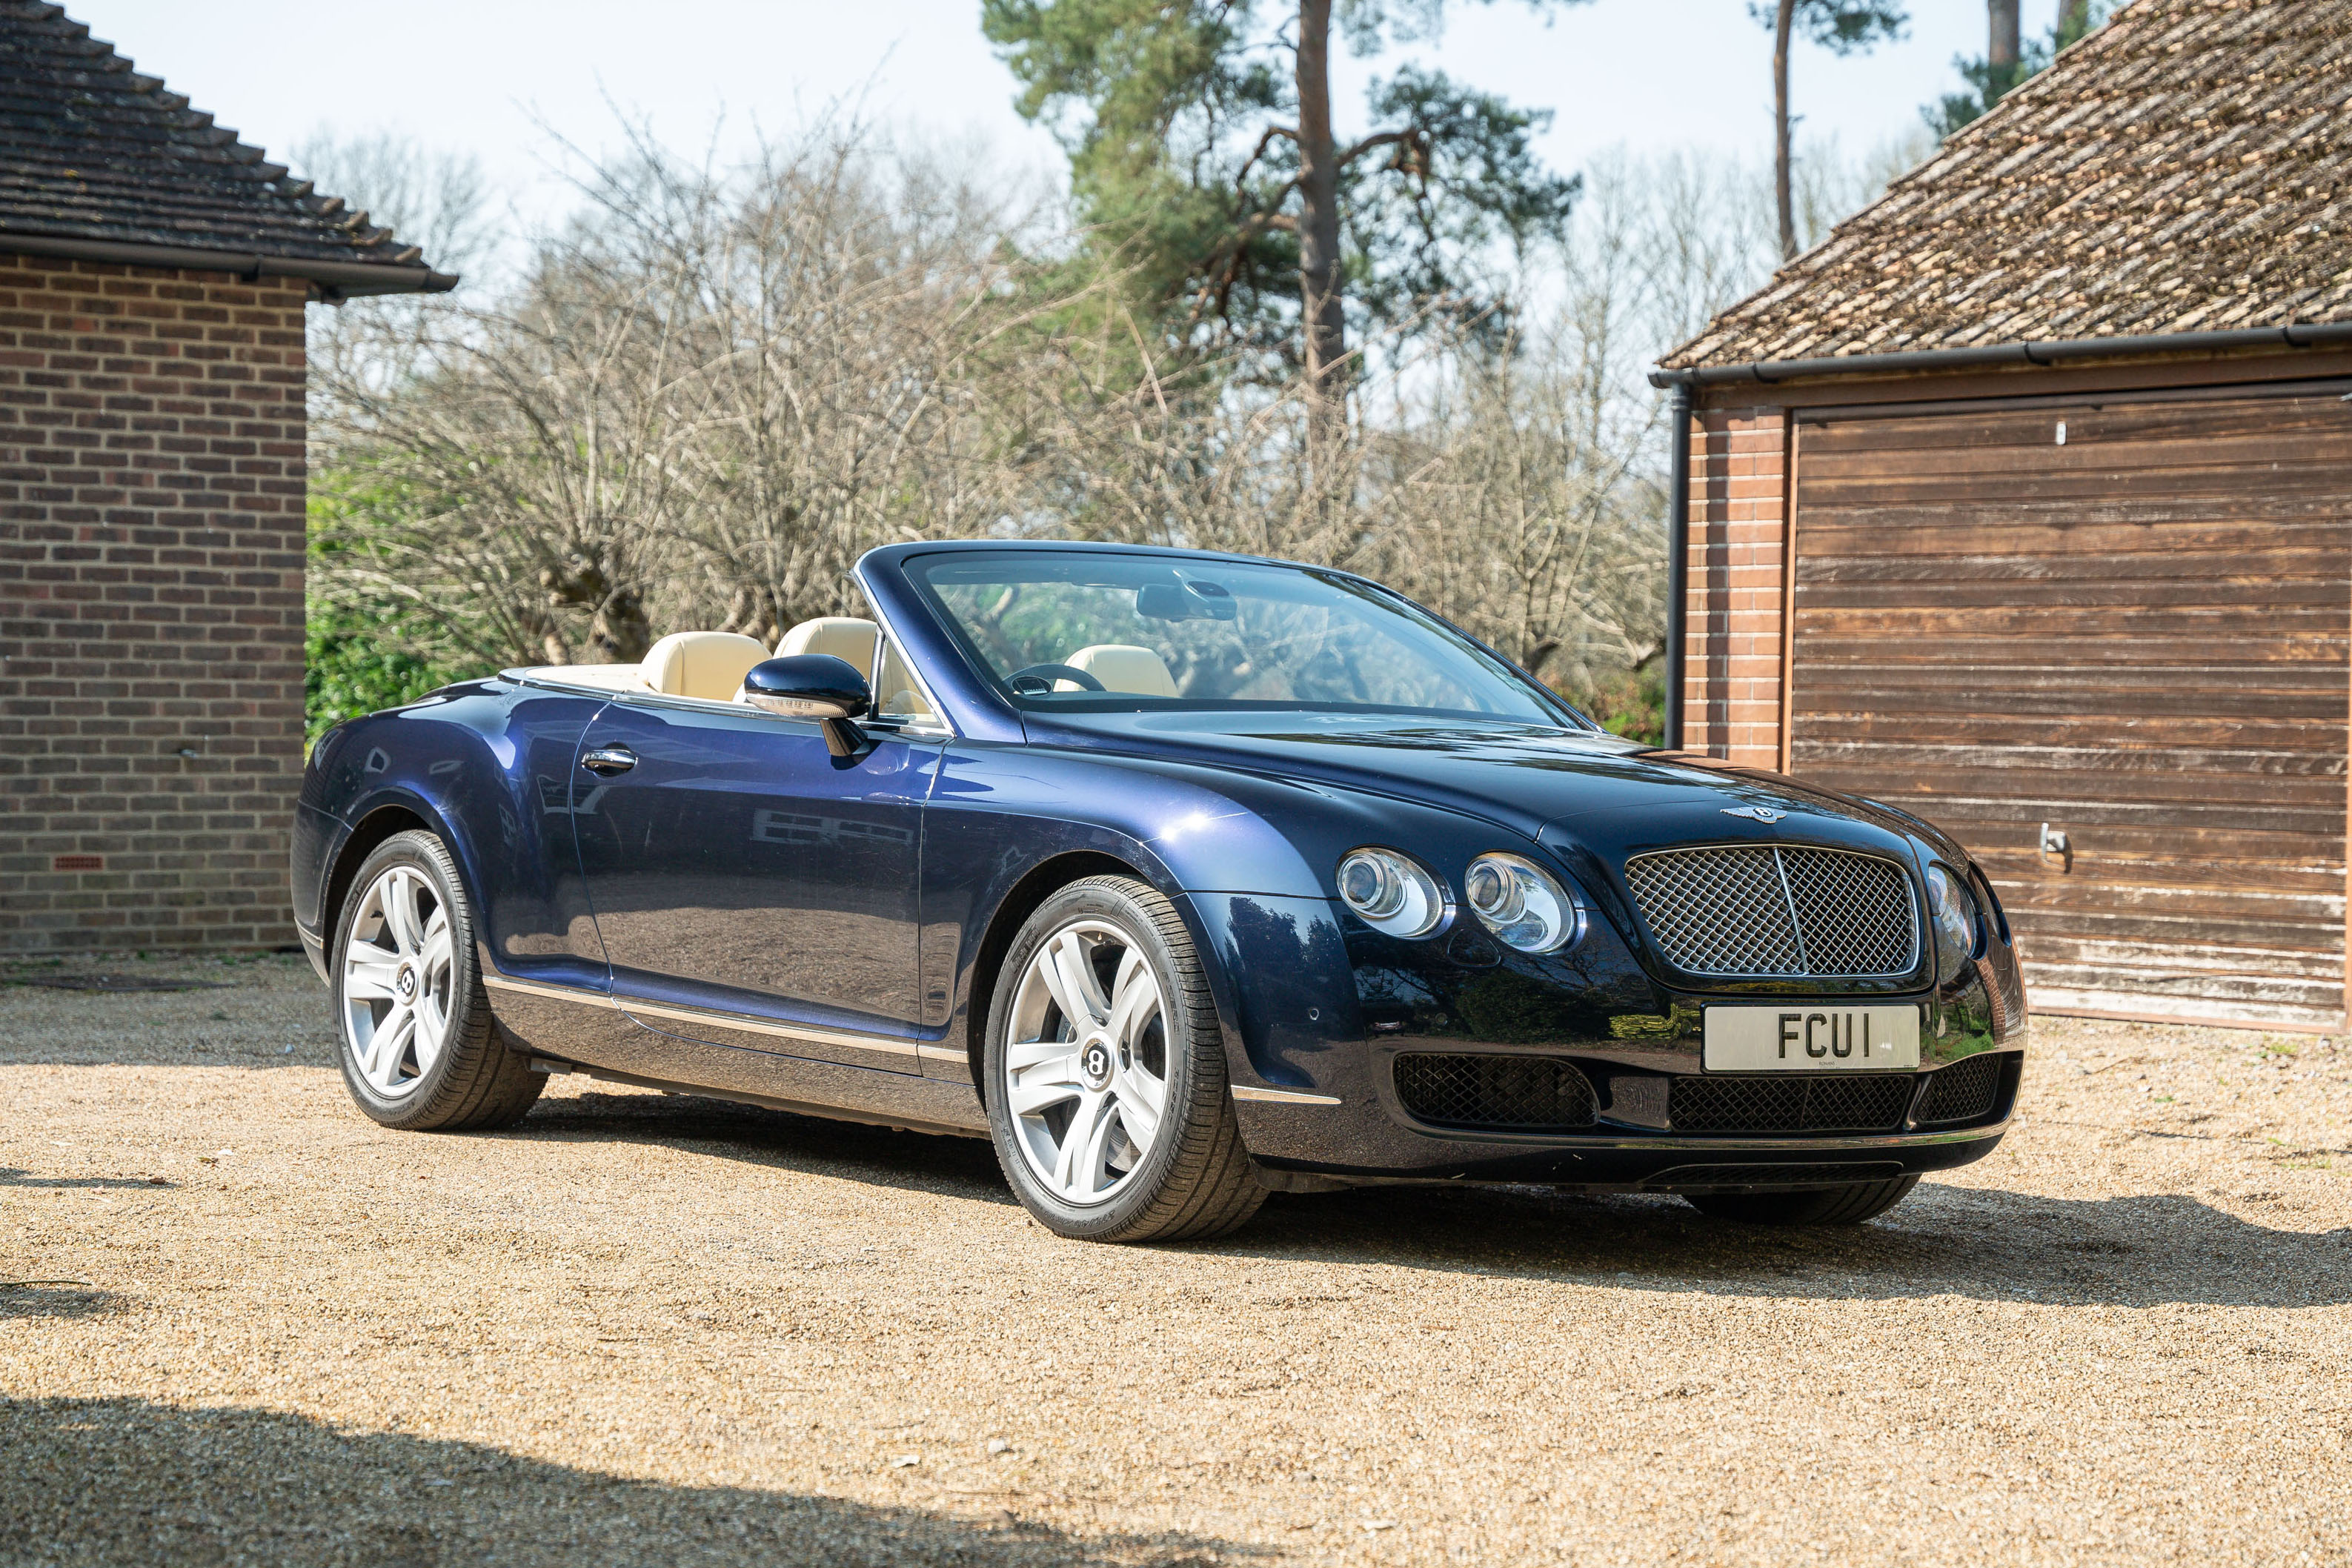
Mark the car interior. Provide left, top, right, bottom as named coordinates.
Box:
left=525, top=618, right=940, bottom=722
left=525, top=620, right=1189, bottom=719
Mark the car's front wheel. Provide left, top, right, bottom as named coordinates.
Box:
left=984, top=876, right=1264, bottom=1243
left=332, top=829, right=544, bottom=1132
left=1682, top=1174, right=1919, bottom=1225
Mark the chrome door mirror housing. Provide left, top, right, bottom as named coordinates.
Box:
left=737, top=655, right=874, bottom=757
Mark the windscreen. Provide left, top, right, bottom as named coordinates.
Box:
left=908, top=550, right=1582, bottom=725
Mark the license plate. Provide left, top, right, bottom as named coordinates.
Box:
left=1703, top=1005, right=1921, bottom=1072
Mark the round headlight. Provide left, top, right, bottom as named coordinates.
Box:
left=1335, top=848, right=1446, bottom=938
left=1464, top=851, right=1582, bottom=953
left=1927, top=865, right=1982, bottom=973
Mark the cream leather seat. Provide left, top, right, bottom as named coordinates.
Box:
left=640, top=631, right=771, bottom=702
left=1057, top=644, right=1178, bottom=697
left=776, top=617, right=877, bottom=682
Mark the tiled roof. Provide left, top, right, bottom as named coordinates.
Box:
left=1662, top=0, right=2352, bottom=373
left=0, top=1, right=451, bottom=293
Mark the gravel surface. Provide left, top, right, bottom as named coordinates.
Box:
left=4, top=952, right=2349, bottom=1567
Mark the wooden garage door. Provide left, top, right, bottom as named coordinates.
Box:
left=1791, top=391, right=2352, bottom=1029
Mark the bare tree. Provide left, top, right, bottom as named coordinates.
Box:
left=306, top=122, right=1914, bottom=741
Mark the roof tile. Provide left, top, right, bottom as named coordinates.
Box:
left=1664, top=0, right=2352, bottom=371
left=0, top=1, right=442, bottom=281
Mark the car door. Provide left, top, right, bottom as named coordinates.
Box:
left=571, top=685, right=945, bottom=1073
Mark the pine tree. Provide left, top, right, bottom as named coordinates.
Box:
left=1925, top=1, right=2108, bottom=139
left=1752, top=1, right=1909, bottom=262
left=983, top=0, right=1586, bottom=431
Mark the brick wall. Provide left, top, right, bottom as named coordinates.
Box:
left=1678, top=403, right=1792, bottom=769
left=0, top=252, right=308, bottom=952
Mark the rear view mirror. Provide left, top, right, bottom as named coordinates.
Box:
left=738, top=655, right=874, bottom=757
left=1137, top=579, right=1240, bottom=622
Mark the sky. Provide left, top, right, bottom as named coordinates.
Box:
left=68, top=0, right=2027, bottom=256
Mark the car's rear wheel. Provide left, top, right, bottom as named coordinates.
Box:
left=984, top=876, right=1264, bottom=1243
left=332, top=829, right=543, bottom=1132
left=1682, top=1174, right=1919, bottom=1225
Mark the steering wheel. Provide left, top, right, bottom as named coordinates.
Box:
left=1005, top=662, right=1106, bottom=696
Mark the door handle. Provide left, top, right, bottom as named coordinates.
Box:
left=580, top=745, right=637, bottom=776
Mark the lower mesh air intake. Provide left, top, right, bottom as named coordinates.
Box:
left=1392, top=1053, right=1597, bottom=1130
left=1670, top=1073, right=1916, bottom=1134
left=1913, top=1052, right=2004, bottom=1126
left=1642, top=1161, right=1905, bottom=1189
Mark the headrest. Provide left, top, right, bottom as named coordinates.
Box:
left=1060, top=644, right=1178, bottom=698
left=777, top=617, right=877, bottom=682
left=641, top=631, right=771, bottom=702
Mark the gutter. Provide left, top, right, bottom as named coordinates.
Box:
left=1649, top=320, right=2352, bottom=389
left=1663, top=379, right=1692, bottom=751
left=0, top=230, right=458, bottom=296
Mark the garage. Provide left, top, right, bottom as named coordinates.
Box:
left=1651, top=0, right=2352, bottom=1029
left=1787, top=390, right=2352, bottom=1029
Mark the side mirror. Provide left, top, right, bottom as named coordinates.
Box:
left=738, top=655, right=873, bottom=758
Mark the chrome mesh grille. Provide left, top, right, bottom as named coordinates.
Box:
left=1622, top=846, right=1918, bottom=977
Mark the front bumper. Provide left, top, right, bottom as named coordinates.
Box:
left=1231, top=1042, right=2024, bottom=1190
left=1189, top=885, right=2028, bottom=1190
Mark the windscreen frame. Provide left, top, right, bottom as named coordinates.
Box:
left=899, top=546, right=1595, bottom=730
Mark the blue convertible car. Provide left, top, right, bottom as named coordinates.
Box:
left=293, top=540, right=2027, bottom=1241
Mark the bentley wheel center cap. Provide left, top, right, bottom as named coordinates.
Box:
left=394, top=966, right=418, bottom=1003
left=1080, top=1039, right=1114, bottom=1090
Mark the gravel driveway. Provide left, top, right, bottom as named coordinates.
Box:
left=4, top=952, right=2348, bottom=1567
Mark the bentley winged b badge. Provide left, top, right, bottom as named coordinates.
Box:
left=1721, top=805, right=1787, bottom=823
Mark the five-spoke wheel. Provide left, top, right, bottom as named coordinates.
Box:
left=1003, top=919, right=1172, bottom=1206
left=985, top=876, right=1263, bottom=1242
left=341, top=863, right=456, bottom=1099
left=330, top=829, right=543, bottom=1131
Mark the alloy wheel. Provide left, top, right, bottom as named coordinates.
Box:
left=340, top=864, right=455, bottom=1100
left=1003, top=919, right=1170, bottom=1206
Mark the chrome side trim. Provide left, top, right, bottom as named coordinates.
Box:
left=618, top=995, right=925, bottom=1058
left=502, top=668, right=646, bottom=699
left=483, top=973, right=932, bottom=1060
left=1233, top=1084, right=1343, bottom=1106
left=915, top=1043, right=967, bottom=1067
left=482, top=974, right=617, bottom=1008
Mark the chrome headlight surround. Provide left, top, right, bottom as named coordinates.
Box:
left=1463, top=851, right=1585, bottom=954
left=1335, top=847, right=1448, bottom=939
left=1926, top=863, right=1984, bottom=977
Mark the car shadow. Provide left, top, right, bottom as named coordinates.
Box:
left=1223, top=1180, right=2352, bottom=1310
left=463, top=1094, right=2352, bottom=1311
left=0, top=1395, right=1257, bottom=1567
left=492, top=1090, right=1017, bottom=1206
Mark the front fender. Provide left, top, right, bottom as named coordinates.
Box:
left=926, top=742, right=1579, bottom=1092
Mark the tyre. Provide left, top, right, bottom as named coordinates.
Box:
left=984, top=876, right=1264, bottom=1243
left=330, top=829, right=544, bottom=1132
left=1682, top=1174, right=1919, bottom=1226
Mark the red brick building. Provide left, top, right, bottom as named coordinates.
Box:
left=1655, top=0, right=2352, bottom=1029
left=0, top=1, right=451, bottom=953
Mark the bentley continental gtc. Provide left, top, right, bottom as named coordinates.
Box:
left=293, top=541, right=2027, bottom=1241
